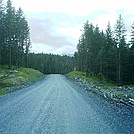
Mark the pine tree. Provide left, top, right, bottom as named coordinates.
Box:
left=93, top=25, right=102, bottom=75
left=0, top=0, right=4, bottom=65
left=77, top=35, right=86, bottom=72
left=114, top=14, right=126, bottom=85
left=105, top=22, right=116, bottom=82
left=15, top=7, right=30, bottom=67
left=4, top=0, right=16, bottom=67
left=130, top=22, right=134, bottom=45
left=129, top=22, right=134, bottom=84
left=0, top=0, right=31, bottom=68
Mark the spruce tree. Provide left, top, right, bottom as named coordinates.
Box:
left=129, top=22, right=134, bottom=84
left=0, top=0, right=4, bottom=65
left=114, top=14, right=126, bottom=85
left=4, top=0, right=16, bottom=67
left=105, top=22, right=116, bottom=82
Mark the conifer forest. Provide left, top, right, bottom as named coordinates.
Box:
left=0, top=0, right=134, bottom=85
left=75, top=16, right=134, bottom=85
left=0, top=0, right=74, bottom=74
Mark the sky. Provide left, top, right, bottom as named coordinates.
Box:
left=3, top=0, right=134, bottom=54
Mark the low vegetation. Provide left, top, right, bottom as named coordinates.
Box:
left=68, top=71, right=116, bottom=88
left=0, top=90, right=8, bottom=96
left=0, top=67, right=45, bottom=95
left=68, top=71, right=134, bottom=106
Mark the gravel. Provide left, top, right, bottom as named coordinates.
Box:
left=0, top=74, right=133, bottom=134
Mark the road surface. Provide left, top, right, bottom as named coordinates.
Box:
left=0, top=74, right=133, bottom=134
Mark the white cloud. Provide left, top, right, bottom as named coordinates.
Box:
left=57, top=24, right=82, bottom=40
left=92, top=11, right=118, bottom=30
left=31, top=43, right=53, bottom=54
left=11, top=0, right=134, bottom=16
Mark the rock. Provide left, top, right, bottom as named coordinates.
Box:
left=129, top=98, right=134, bottom=105
left=70, top=75, right=134, bottom=107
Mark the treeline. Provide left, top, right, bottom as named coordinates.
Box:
left=0, top=0, right=31, bottom=67
left=75, top=15, right=134, bottom=85
left=28, top=53, right=74, bottom=74
left=0, top=0, right=74, bottom=74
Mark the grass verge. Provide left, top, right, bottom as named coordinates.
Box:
left=68, top=71, right=116, bottom=89
left=0, top=90, right=8, bottom=95
left=0, top=67, right=45, bottom=95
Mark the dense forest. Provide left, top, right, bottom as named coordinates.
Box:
left=0, top=0, right=74, bottom=74
left=75, top=15, right=134, bottom=85
left=0, top=0, right=30, bottom=67
left=1, top=0, right=134, bottom=85
left=28, top=53, right=74, bottom=74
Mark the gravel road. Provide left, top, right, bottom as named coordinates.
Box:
left=0, top=74, right=133, bottom=134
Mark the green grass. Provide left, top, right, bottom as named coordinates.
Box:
left=0, top=90, right=8, bottom=95
left=68, top=71, right=86, bottom=78
left=68, top=71, right=116, bottom=89
left=17, top=68, right=44, bottom=81
left=0, top=67, right=45, bottom=95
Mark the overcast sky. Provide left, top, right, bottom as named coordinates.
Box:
left=4, top=0, right=134, bottom=54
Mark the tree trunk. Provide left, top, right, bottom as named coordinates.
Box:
left=9, top=45, right=12, bottom=68
left=118, top=45, right=121, bottom=86
left=0, top=49, right=1, bottom=66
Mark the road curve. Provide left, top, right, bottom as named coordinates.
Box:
left=0, top=74, right=133, bottom=134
